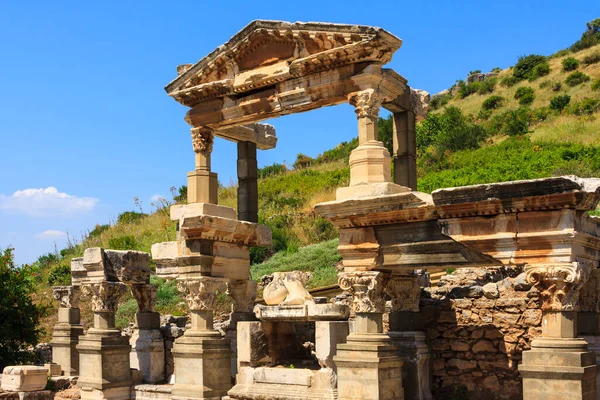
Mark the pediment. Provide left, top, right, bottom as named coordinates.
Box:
left=165, top=20, right=402, bottom=107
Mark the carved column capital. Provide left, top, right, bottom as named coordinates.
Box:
left=81, top=282, right=127, bottom=313
left=338, top=271, right=389, bottom=313
left=525, top=262, right=590, bottom=311
left=348, top=89, right=382, bottom=120
left=385, top=274, right=421, bottom=312
left=190, top=127, right=214, bottom=155
left=177, top=277, right=227, bottom=311
left=227, top=280, right=257, bottom=313
left=131, top=283, right=157, bottom=313
left=52, top=285, right=81, bottom=309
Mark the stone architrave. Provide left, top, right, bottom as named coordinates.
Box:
left=51, top=286, right=84, bottom=376
left=77, top=281, right=131, bottom=400
left=130, top=283, right=165, bottom=384
left=171, top=277, right=232, bottom=400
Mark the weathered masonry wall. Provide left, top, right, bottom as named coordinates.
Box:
left=421, top=268, right=543, bottom=400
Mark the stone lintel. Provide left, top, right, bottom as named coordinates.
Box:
left=82, top=248, right=151, bottom=285
left=179, top=214, right=272, bottom=247
left=215, top=123, right=277, bottom=150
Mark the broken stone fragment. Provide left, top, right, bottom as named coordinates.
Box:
left=263, top=271, right=313, bottom=306
left=1, top=366, right=48, bottom=392
left=82, top=248, right=151, bottom=284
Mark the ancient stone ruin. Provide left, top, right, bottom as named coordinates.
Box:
left=3, top=19, right=600, bottom=400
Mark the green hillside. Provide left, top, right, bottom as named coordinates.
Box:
left=25, top=18, right=600, bottom=341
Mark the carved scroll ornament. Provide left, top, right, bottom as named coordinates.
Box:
left=525, top=262, right=589, bottom=312
left=338, top=271, right=389, bottom=313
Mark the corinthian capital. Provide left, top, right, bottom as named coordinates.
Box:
left=227, top=280, right=257, bottom=313
left=52, top=285, right=81, bottom=309
left=338, top=271, right=389, bottom=313
left=177, top=277, right=227, bottom=311
left=385, top=274, right=421, bottom=312
left=81, top=282, right=127, bottom=313
left=131, top=283, right=157, bottom=313
left=525, top=262, right=589, bottom=311
left=348, top=89, right=382, bottom=119
left=191, top=127, right=214, bottom=155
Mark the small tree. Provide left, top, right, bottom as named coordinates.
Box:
left=562, top=57, right=580, bottom=72
left=0, top=248, right=41, bottom=370
left=550, top=94, right=571, bottom=112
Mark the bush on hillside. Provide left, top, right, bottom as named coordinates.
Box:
left=513, top=55, right=547, bottom=81
left=457, top=81, right=482, bottom=98
left=435, top=106, right=488, bottom=152
left=565, top=71, right=591, bottom=87
left=570, top=18, right=600, bottom=52
left=491, top=67, right=502, bottom=73
left=0, top=248, right=41, bottom=370
left=592, top=79, right=600, bottom=91
left=488, top=108, right=531, bottom=136
left=482, top=95, right=506, bottom=111
left=549, top=94, right=571, bottom=112
left=416, top=113, right=443, bottom=150
left=500, top=76, right=519, bottom=88
left=108, top=235, right=138, bottom=250
left=89, top=224, right=110, bottom=238
left=258, top=163, right=288, bottom=178
left=530, top=62, right=551, bottom=81
left=552, top=81, right=563, bottom=92
left=538, top=81, right=551, bottom=89
left=561, top=57, right=580, bottom=72
left=551, top=49, right=571, bottom=58
left=478, top=78, right=497, bottom=95
left=583, top=52, right=600, bottom=65
left=293, top=153, right=315, bottom=169
left=569, top=98, right=600, bottom=116
left=514, top=87, right=535, bottom=100
left=518, top=93, right=535, bottom=106
left=430, top=92, right=453, bottom=110
left=47, top=264, right=71, bottom=286
left=117, top=211, right=146, bottom=225
left=173, top=186, right=187, bottom=203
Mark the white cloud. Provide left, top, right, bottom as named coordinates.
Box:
left=0, top=187, right=98, bottom=216
left=35, top=230, right=67, bottom=240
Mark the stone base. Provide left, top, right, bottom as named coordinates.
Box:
left=519, top=338, right=597, bottom=400
left=132, top=384, right=172, bottom=400
left=388, top=331, right=432, bottom=400
left=171, top=330, right=232, bottom=400
left=51, top=321, right=84, bottom=376
left=187, top=171, right=218, bottom=204
left=130, top=314, right=165, bottom=384
left=229, top=367, right=337, bottom=400
left=336, top=182, right=410, bottom=201
left=79, top=387, right=131, bottom=400
left=334, top=333, right=404, bottom=400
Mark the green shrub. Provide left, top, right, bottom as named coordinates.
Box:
left=293, top=153, right=315, bottom=169
left=482, top=95, right=505, bottom=111
left=552, top=81, right=563, bottom=92
left=258, top=163, right=287, bottom=178
left=477, top=108, right=492, bottom=121
left=457, top=81, right=482, bottom=98
left=514, top=86, right=535, bottom=100
left=532, top=107, right=552, bottom=122
left=591, top=79, right=600, bottom=91
left=519, top=93, right=535, bottom=106
left=529, top=62, right=551, bottom=81
left=552, top=49, right=571, bottom=58
left=513, top=54, right=547, bottom=81
left=0, top=248, right=41, bottom=369
left=477, top=78, right=497, bottom=95
left=430, top=92, right=453, bottom=110
left=561, top=57, right=580, bottom=72
left=500, top=76, right=519, bottom=87
left=47, top=264, right=71, bottom=286
left=583, top=51, right=600, bottom=65
left=88, top=224, right=110, bottom=238
left=503, top=108, right=531, bottom=136
left=435, top=106, right=488, bottom=151
left=173, top=185, right=187, bottom=203
left=108, top=235, right=138, bottom=250
left=117, top=211, right=145, bottom=225
left=570, top=18, right=600, bottom=52
left=538, top=80, right=551, bottom=89
left=416, top=113, right=443, bottom=150
left=549, top=94, right=571, bottom=112
left=565, top=71, right=591, bottom=87
left=491, top=67, right=502, bottom=73
left=569, top=98, right=600, bottom=116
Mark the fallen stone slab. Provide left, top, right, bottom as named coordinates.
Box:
left=1, top=367, right=48, bottom=392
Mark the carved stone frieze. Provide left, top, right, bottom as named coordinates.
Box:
left=190, top=127, right=214, bottom=155
left=578, top=268, right=600, bottom=313
left=385, top=274, right=421, bottom=312
left=52, top=285, right=81, bottom=309
left=227, top=280, right=257, bottom=313
left=338, top=271, right=389, bottom=313
left=525, top=262, right=589, bottom=311
left=177, top=278, right=227, bottom=311
left=348, top=89, right=382, bottom=120
left=131, top=283, right=157, bottom=313
left=81, top=282, right=127, bottom=313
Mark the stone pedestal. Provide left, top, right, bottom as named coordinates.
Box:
left=388, top=331, right=432, bottom=400
left=51, top=307, right=84, bottom=376
left=172, top=310, right=232, bottom=400
left=130, top=312, right=165, bottom=384
left=226, top=312, right=257, bottom=379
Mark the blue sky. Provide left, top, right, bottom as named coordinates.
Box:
left=0, top=1, right=598, bottom=265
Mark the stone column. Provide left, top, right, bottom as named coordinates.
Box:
left=386, top=274, right=432, bottom=400
left=335, top=271, right=404, bottom=400
left=226, top=280, right=258, bottom=378
left=578, top=269, right=600, bottom=397
left=237, top=141, right=258, bottom=223
left=188, top=127, right=218, bottom=204
left=519, top=263, right=597, bottom=400
left=51, top=286, right=84, bottom=376
left=172, top=277, right=232, bottom=400
left=77, top=282, right=131, bottom=400
left=130, top=283, right=165, bottom=384
left=392, top=111, right=416, bottom=190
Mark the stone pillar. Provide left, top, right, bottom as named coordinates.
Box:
left=578, top=269, right=600, bottom=397
left=188, top=127, right=218, bottom=204
left=392, top=111, right=416, bottom=190
left=519, top=263, right=597, bottom=400
left=130, top=283, right=165, bottom=384
left=172, top=277, right=232, bottom=400
left=226, top=280, right=258, bottom=378
left=51, top=286, right=84, bottom=376
left=386, top=274, right=432, bottom=400
left=77, top=282, right=131, bottom=400
left=237, top=141, right=258, bottom=223
left=335, top=271, right=404, bottom=400
left=337, top=89, right=407, bottom=200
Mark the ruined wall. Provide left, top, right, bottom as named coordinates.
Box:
left=421, top=267, right=542, bottom=400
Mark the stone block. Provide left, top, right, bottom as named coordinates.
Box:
left=16, top=391, right=52, bottom=400
left=130, top=326, right=165, bottom=384
left=170, top=203, right=236, bottom=221
left=43, top=364, right=61, bottom=377
left=1, top=366, right=48, bottom=392
left=82, top=248, right=151, bottom=284
left=150, top=242, right=178, bottom=279
left=315, top=321, right=349, bottom=368
left=70, top=257, right=86, bottom=286
left=237, top=321, right=271, bottom=367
